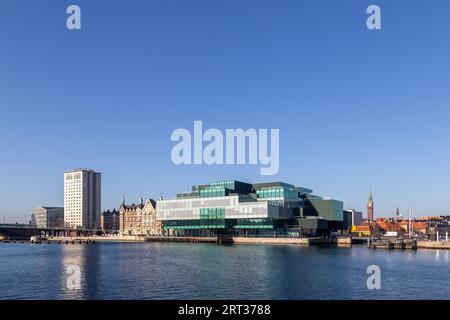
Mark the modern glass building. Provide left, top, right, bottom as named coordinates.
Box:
left=157, top=180, right=344, bottom=237
left=31, top=207, right=65, bottom=229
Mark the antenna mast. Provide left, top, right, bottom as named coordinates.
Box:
left=408, top=208, right=414, bottom=238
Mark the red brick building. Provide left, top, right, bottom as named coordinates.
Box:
left=100, top=209, right=120, bottom=233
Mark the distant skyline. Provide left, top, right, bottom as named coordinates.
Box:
left=1, top=0, right=450, bottom=221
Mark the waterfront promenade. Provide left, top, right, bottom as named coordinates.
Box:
left=40, top=235, right=332, bottom=246
left=16, top=234, right=450, bottom=250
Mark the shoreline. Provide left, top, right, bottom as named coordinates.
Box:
left=41, top=235, right=329, bottom=246
left=4, top=235, right=450, bottom=250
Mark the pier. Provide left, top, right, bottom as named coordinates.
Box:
left=0, top=224, right=100, bottom=241
left=147, top=236, right=218, bottom=244
left=416, top=240, right=450, bottom=250
left=368, top=238, right=417, bottom=250
left=335, top=236, right=418, bottom=250
left=9, top=233, right=450, bottom=251
left=18, top=235, right=335, bottom=246
left=29, top=236, right=97, bottom=244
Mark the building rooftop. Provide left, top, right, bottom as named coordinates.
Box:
left=65, top=168, right=101, bottom=174
left=102, top=209, right=119, bottom=216
left=162, top=180, right=323, bottom=202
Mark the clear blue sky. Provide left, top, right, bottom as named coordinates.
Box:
left=1, top=0, right=450, bottom=222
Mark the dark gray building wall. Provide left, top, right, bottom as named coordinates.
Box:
left=308, top=198, right=344, bottom=222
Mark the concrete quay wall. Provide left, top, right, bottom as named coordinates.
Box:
left=232, top=237, right=331, bottom=245
left=417, top=240, right=450, bottom=250
left=44, top=235, right=332, bottom=246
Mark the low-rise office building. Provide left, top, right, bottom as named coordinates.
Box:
left=31, top=207, right=64, bottom=229
left=343, top=209, right=363, bottom=232
left=157, top=180, right=344, bottom=237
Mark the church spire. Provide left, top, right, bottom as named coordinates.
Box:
left=367, top=191, right=374, bottom=221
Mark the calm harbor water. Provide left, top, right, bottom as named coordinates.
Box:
left=0, top=242, right=449, bottom=300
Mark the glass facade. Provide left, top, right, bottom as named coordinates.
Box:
left=209, top=181, right=235, bottom=189
left=157, top=180, right=344, bottom=236
left=200, top=187, right=226, bottom=198
left=32, top=207, right=64, bottom=229
left=256, top=187, right=299, bottom=200
left=200, top=208, right=225, bottom=219
left=234, top=218, right=274, bottom=229
left=163, top=219, right=227, bottom=229
left=157, top=195, right=278, bottom=221
left=308, top=198, right=344, bottom=221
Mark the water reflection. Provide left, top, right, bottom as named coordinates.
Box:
left=1, top=243, right=450, bottom=299
left=59, top=243, right=101, bottom=299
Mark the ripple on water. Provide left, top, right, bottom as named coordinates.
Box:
left=0, top=243, right=448, bottom=299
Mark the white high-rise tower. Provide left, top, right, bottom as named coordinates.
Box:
left=64, top=169, right=101, bottom=229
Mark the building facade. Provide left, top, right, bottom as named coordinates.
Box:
left=31, top=207, right=64, bottom=229
left=100, top=209, right=120, bottom=233
left=343, top=209, right=363, bottom=231
left=119, top=197, right=162, bottom=236
left=157, top=180, right=344, bottom=237
left=64, top=169, right=101, bottom=229
left=367, top=191, right=374, bottom=221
